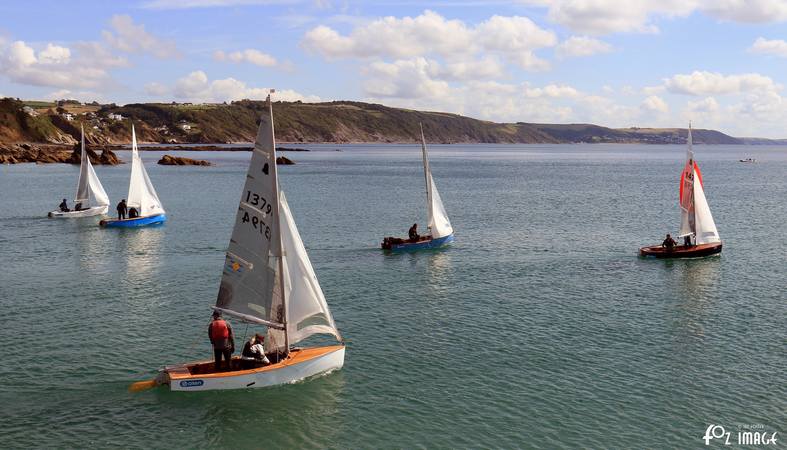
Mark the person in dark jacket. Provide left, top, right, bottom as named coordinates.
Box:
left=208, top=310, right=235, bottom=371
left=59, top=199, right=69, bottom=212
left=116, top=199, right=128, bottom=220
left=683, top=235, right=693, bottom=246
left=408, top=223, right=420, bottom=241
left=662, top=233, right=677, bottom=250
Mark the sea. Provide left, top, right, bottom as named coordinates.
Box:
left=0, top=144, right=784, bottom=449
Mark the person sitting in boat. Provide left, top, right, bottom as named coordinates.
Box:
left=117, top=199, right=128, bottom=220
left=241, top=333, right=270, bottom=368
left=59, top=199, right=70, bottom=212
left=74, top=202, right=83, bottom=211
left=408, top=223, right=420, bottom=242
left=662, top=233, right=677, bottom=251
left=208, top=310, right=235, bottom=372
left=683, top=235, right=693, bottom=247
left=128, top=207, right=139, bottom=219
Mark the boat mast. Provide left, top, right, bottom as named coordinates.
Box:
left=268, top=92, right=290, bottom=357
left=420, top=123, right=433, bottom=233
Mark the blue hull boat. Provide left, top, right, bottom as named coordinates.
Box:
left=100, top=214, right=166, bottom=228
left=382, top=233, right=454, bottom=252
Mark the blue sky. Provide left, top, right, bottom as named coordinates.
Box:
left=2, top=0, right=787, bottom=137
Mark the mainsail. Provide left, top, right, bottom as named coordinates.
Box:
left=420, top=124, right=453, bottom=239
left=677, top=123, right=720, bottom=244
left=127, top=125, right=165, bottom=216
left=215, top=96, right=341, bottom=351
left=74, top=124, right=109, bottom=208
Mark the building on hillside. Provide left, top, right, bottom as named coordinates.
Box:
left=22, top=106, right=38, bottom=116
left=108, top=113, right=123, bottom=121
left=62, top=112, right=74, bottom=121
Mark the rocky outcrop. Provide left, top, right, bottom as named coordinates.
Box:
left=157, top=154, right=212, bottom=166
left=276, top=156, right=295, bottom=165
left=0, top=143, right=120, bottom=164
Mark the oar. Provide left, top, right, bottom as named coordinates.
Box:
left=128, top=379, right=157, bottom=393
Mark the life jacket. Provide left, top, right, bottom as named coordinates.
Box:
left=209, top=319, right=229, bottom=340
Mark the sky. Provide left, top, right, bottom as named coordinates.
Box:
left=1, top=0, right=787, bottom=137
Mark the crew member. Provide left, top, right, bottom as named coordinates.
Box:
left=117, top=199, right=128, bottom=220
left=59, top=199, right=69, bottom=212
left=662, top=233, right=677, bottom=251
left=683, top=235, right=692, bottom=247
left=408, top=223, right=420, bottom=241
left=208, top=310, right=235, bottom=371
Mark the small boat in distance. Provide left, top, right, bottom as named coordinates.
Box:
left=48, top=125, right=110, bottom=218
left=739, top=157, right=756, bottom=163
left=640, top=123, right=722, bottom=258
left=100, top=124, right=166, bottom=228
left=130, top=95, right=344, bottom=392
left=381, top=124, right=454, bottom=251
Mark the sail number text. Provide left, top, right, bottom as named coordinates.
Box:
left=245, top=190, right=273, bottom=215
left=241, top=210, right=271, bottom=240
left=242, top=190, right=272, bottom=240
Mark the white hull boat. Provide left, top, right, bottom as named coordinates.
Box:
left=131, top=94, right=345, bottom=393
left=48, top=205, right=108, bottom=218
left=160, top=346, right=344, bottom=391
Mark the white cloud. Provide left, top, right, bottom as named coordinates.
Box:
left=687, top=96, right=720, bottom=113
left=144, top=82, right=168, bottom=96
left=141, top=0, right=293, bottom=9
left=749, top=37, right=787, bottom=57
left=102, top=15, right=179, bottom=59
left=664, top=71, right=781, bottom=96
left=363, top=58, right=451, bottom=99
left=302, top=10, right=556, bottom=70
left=0, top=40, right=124, bottom=90
left=171, top=70, right=320, bottom=102
left=214, top=49, right=278, bottom=67
left=556, top=36, right=612, bottom=57
left=528, top=0, right=787, bottom=35
left=641, top=95, right=669, bottom=113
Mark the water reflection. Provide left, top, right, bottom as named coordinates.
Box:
left=118, top=226, right=165, bottom=284
left=672, top=256, right=722, bottom=339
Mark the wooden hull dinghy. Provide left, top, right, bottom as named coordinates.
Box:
left=131, top=94, right=344, bottom=393
left=100, top=213, right=166, bottom=228
left=640, top=123, right=722, bottom=259
left=381, top=233, right=454, bottom=251
left=103, top=124, right=166, bottom=229
left=152, top=345, right=344, bottom=391
left=49, top=125, right=110, bottom=219
left=639, top=242, right=722, bottom=258
left=382, top=124, right=454, bottom=253
left=49, top=205, right=108, bottom=218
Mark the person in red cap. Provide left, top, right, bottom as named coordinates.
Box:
left=208, top=310, right=235, bottom=371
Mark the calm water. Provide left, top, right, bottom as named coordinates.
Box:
left=0, top=144, right=784, bottom=448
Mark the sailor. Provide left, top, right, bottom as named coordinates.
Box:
left=662, top=233, right=677, bottom=250
left=74, top=202, right=83, bottom=211
left=683, top=235, right=692, bottom=247
left=59, top=199, right=69, bottom=212
left=408, top=223, right=420, bottom=241
left=242, top=333, right=270, bottom=367
left=208, top=310, right=235, bottom=371
left=128, top=207, right=139, bottom=218
left=116, top=199, right=128, bottom=220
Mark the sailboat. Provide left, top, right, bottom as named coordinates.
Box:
left=640, top=123, right=722, bottom=258
left=381, top=124, right=454, bottom=251
left=130, top=95, right=344, bottom=392
left=48, top=125, right=110, bottom=218
left=99, top=124, right=166, bottom=228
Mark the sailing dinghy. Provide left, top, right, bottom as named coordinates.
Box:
left=381, top=124, right=454, bottom=251
left=130, top=95, right=344, bottom=392
left=100, top=125, right=166, bottom=228
left=48, top=125, right=110, bottom=218
left=640, top=124, right=722, bottom=258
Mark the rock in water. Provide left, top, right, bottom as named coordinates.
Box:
left=276, top=156, right=295, bottom=165
left=157, top=154, right=212, bottom=166
left=99, top=149, right=121, bottom=165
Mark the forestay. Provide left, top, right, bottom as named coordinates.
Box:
left=127, top=125, right=165, bottom=216
left=74, top=124, right=109, bottom=208
left=420, top=125, right=453, bottom=239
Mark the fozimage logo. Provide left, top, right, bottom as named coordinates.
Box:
left=703, top=424, right=778, bottom=446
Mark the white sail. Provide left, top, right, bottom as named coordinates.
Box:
left=279, top=191, right=341, bottom=345
left=420, top=125, right=453, bottom=239
left=215, top=101, right=284, bottom=329
left=74, top=125, right=109, bottom=207
left=127, top=125, right=165, bottom=216
left=692, top=167, right=720, bottom=244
